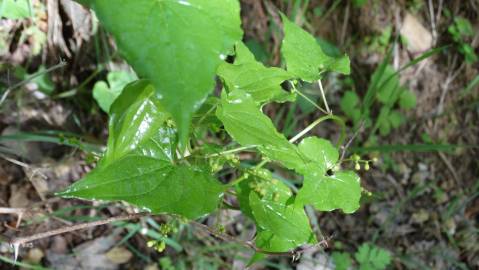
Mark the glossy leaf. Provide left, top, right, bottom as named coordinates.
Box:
left=281, top=14, right=350, bottom=81
left=249, top=183, right=315, bottom=249
left=217, top=89, right=306, bottom=170
left=102, top=80, right=173, bottom=165
left=59, top=81, right=225, bottom=219
left=238, top=174, right=315, bottom=252
left=297, top=137, right=361, bottom=213
left=217, top=42, right=295, bottom=103
left=93, top=71, right=136, bottom=113
left=298, top=137, right=338, bottom=173
left=85, top=0, right=243, bottom=146
left=58, top=156, right=224, bottom=219
left=299, top=170, right=361, bottom=214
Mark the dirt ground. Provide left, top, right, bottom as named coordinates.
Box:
left=0, top=0, right=478, bottom=269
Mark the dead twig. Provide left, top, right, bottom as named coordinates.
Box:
left=9, top=212, right=148, bottom=247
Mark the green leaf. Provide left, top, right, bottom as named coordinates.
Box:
left=218, top=91, right=362, bottom=213
left=281, top=14, right=350, bottom=81
left=93, top=71, right=136, bottom=113
left=399, top=89, right=416, bottom=110
left=86, top=0, right=243, bottom=147
left=355, top=243, right=391, bottom=270
left=216, top=89, right=306, bottom=170
left=299, top=171, right=361, bottom=214
left=217, top=42, right=295, bottom=103
left=377, top=107, right=391, bottom=136
left=59, top=80, right=225, bottom=219
left=332, top=252, right=353, bottom=270
left=102, top=80, right=173, bottom=165
left=298, top=137, right=338, bottom=172
left=58, top=156, right=224, bottom=219
left=340, top=90, right=362, bottom=124
left=238, top=174, right=315, bottom=252
left=375, top=66, right=400, bottom=105
left=297, top=137, right=361, bottom=213
left=0, top=0, right=31, bottom=19
left=249, top=180, right=314, bottom=247
left=340, top=91, right=359, bottom=113
left=388, top=110, right=404, bottom=129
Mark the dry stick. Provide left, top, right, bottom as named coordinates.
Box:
left=7, top=210, right=328, bottom=259
left=9, top=212, right=148, bottom=246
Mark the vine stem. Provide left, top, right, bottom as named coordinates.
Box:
left=289, top=114, right=346, bottom=146
left=206, top=145, right=256, bottom=158
left=290, top=82, right=329, bottom=115
left=317, top=79, right=331, bottom=114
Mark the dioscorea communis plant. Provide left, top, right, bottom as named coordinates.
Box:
left=58, top=0, right=363, bottom=261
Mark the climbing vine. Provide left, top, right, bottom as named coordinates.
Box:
left=59, top=0, right=363, bottom=261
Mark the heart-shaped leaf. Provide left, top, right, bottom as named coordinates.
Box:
left=281, top=14, right=350, bottom=81
left=84, top=0, right=243, bottom=147
left=59, top=81, right=225, bottom=219
left=298, top=137, right=339, bottom=173
left=237, top=173, right=315, bottom=252
left=59, top=156, right=224, bottom=218
left=92, top=71, right=136, bottom=113
left=217, top=42, right=295, bottom=103
left=299, top=171, right=361, bottom=214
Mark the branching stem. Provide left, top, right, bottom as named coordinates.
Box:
left=317, top=79, right=331, bottom=114
left=289, top=115, right=346, bottom=146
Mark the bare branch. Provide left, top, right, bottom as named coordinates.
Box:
left=10, top=212, right=148, bottom=246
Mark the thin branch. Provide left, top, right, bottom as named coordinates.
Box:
left=9, top=212, right=148, bottom=246
left=6, top=208, right=330, bottom=260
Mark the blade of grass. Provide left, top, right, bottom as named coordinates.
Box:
left=0, top=131, right=104, bottom=153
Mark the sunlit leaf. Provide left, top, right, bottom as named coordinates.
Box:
left=85, top=0, right=243, bottom=146
left=281, top=14, right=350, bottom=81
left=58, top=156, right=224, bottom=219
left=59, top=81, right=225, bottom=219
left=297, top=137, right=361, bottom=213
left=217, top=42, right=295, bottom=103
left=237, top=174, right=315, bottom=252
left=93, top=71, right=136, bottom=113
left=217, top=89, right=306, bottom=170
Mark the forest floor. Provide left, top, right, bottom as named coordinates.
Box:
left=0, top=0, right=478, bottom=269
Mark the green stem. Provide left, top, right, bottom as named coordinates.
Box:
left=289, top=115, right=346, bottom=147
left=291, top=82, right=329, bottom=115
left=206, top=145, right=256, bottom=158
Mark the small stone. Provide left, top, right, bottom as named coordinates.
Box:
left=105, top=247, right=133, bottom=264
left=400, top=13, right=433, bottom=53
left=26, top=248, right=44, bottom=264
left=412, top=209, right=430, bottom=224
